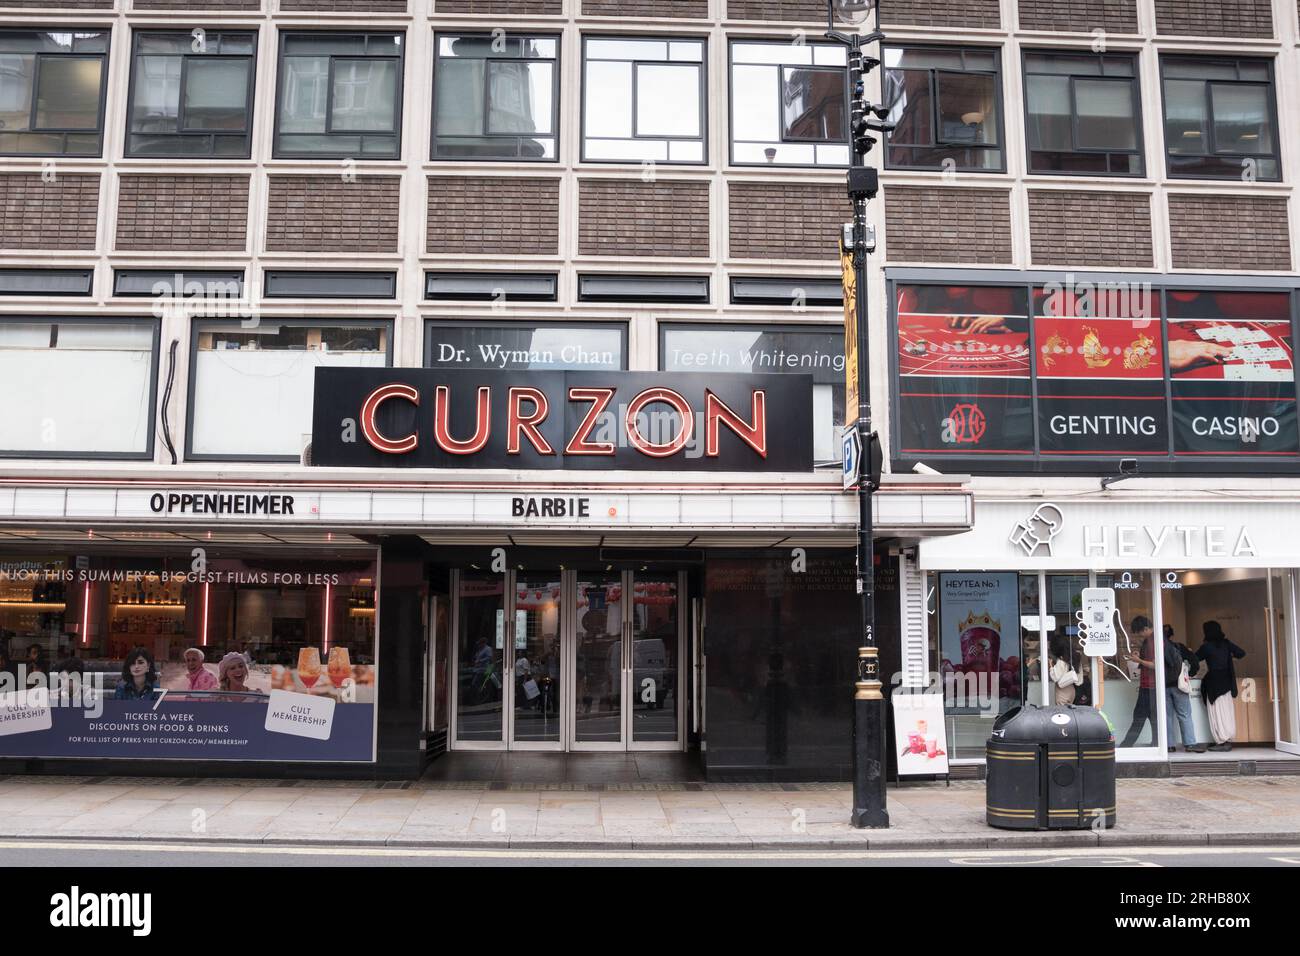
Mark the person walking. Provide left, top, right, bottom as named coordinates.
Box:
left=1196, top=620, right=1246, bottom=752
left=1121, top=615, right=1158, bottom=747
left=1164, top=626, right=1207, bottom=753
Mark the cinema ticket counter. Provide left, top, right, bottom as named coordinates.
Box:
left=919, top=499, right=1300, bottom=763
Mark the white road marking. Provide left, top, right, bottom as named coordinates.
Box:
left=0, top=840, right=1293, bottom=862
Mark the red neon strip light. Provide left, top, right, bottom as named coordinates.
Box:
left=201, top=583, right=210, bottom=648
left=81, top=583, right=91, bottom=646
left=323, top=582, right=332, bottom=653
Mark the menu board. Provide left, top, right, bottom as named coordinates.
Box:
left=1166, top=291, right=1298, bottom=457
left=895, top=285, right=1033, bottom=454
left=1034, top=287, right=1168, bottom=456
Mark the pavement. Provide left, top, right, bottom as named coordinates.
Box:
left=1, top=775, right=1299, bottom=850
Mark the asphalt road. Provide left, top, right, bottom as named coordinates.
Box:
left=3, top=840, right=1300, bottom=867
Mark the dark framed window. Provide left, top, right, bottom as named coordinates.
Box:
left=126, top=31, right=256, bottom=158
left=187, top=318, right=392, bottom=461
left=425, top=272, right=558, bottom=302
left=729, top=39, right=848, bottom=167
left=432, top=33, right=558, bottom=161
left=0, top=269, right=93, bottom=296
left=0, top=30, right=109, bottom=157
left=659, top=323, right=844, bottom=463
left=1023, top=51, right=1144, bottom=176
left=274, top=32, right=403, bottom=159
left=883, top=46, right=1003, bottom=172
left=0, top=318, right=158, bottom=459
left=1161, top=55, right=1280, bottom=182
left=583, top=36, right=706, bottom=164
left=263, top=271, right=395, bottom=298
left=425, top=320, right=627, bottom=371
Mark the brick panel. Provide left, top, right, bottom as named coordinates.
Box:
left=134, top=0, right=259, bottom=9
left=266, top=176, right=400, bottom=254
left=435, top=0, right=564, bottom=14
left=0, top=0, right=112, bottom=7
left=1018, top=0, right=1137, bottom=33
left=428, top=177, right=559, bottom=256
left=880, top=0, right=1001, bottom=28
left=727, top=0, right=825, bottom=21
left=584, top=0, right=709, bottom=16
left=883, top=186, right=1012, bottom=264
left=1155, top=0, right=1273, bottom=37
left=581, top=180, right=710, bottom=258
left=116, top=174, right=248, bottom=252
left=1169, top=195, right=1290, bottom=271
left=1028, top=190, right=1152, bottom=268
left=728, top=181, right=840, bottom=261
left=0, top=174, right=100, bottom=251
left=279, top=0, right=406, bottom=10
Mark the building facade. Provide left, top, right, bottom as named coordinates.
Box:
left=0, top=0, right=1296, bottom=781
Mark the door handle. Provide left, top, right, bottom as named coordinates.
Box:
left=1265, top=608, right=1279, bottom=704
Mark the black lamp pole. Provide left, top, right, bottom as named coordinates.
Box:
left=826, top=0, right=891, bottom=829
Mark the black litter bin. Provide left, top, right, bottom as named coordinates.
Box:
left=986, top=704, right=1116, bottom=830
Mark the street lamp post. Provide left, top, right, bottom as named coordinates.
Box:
left=826, top=0, right=892, bottom=829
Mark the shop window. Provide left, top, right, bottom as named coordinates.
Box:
left=730, top=40, right=847, bottom=167
left=583, top=36, right=706, bottom=164
left=1023, top=51, right=1144, bottom=176
left=188, top=320, right=390, bottom=460
left=658, top=323, right=844, bottom=463
left=883, top=46, right=1003, bottom=172
left=0, top=553, right=379, bottom=764
left=126, top=31, right=256, bottom=158
left=274, top=32, right=403, bottom=159
left=0, top=319, right=156, bottom=458
left=0, top=30, right=109, bottom=157
left=1161, top=55, right=1280, bottom=182
left=432, top=33, right=558, bottom=161
left=425, top=321, right=626, bottom=371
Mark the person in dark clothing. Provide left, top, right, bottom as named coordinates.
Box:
left=1121, top=615, right=1158, bottom=748
left=1197, top=620, right=1246, bottom=752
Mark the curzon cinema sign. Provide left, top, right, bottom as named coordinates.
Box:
left=310, top=368, right=813, bottom=472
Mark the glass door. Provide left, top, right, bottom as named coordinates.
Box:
left=569, top=570, right=685, bottom=751
left=453, top=571, right=506, bottom=746
left=1269, top=571, right=1299, bottom=755
left=510, top=573, right=564, bottom=748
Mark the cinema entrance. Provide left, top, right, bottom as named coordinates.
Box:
left=449, top=568, right=687, bottom=752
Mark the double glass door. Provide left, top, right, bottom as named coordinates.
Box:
left=453, top=569, right=682, bottom=751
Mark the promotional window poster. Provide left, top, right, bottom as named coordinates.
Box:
left=938, top=573, right=1021, bottom=715
left=1032, top=285, right=1169, bottom=456
left=1166, top=291, right=1299, bottom=457
left=895, top=284, right=1034, bottom=455
left=0, top=556, right=378, bottom=762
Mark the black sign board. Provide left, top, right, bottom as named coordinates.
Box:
left=310, top=368, right=813, bottom=472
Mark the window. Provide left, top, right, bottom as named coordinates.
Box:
left=126, top=32, right=255, bottom=158
left=583, top=36, right=706, bottom=164
left=188, top=320, right=390, bottom=459
left=1161, top=56, right=1280, bottom=182
left=0, top=319, right=156, bottom=458
left=884, top=46, right=1003, bottom=172
left=275, top=33, right=403, bottom=159
left=1023, top=51, right=1143, bottom=176
left=262, top=271, right=396, bottom=298
left=659, top=324, right=844, bottom=462
left=432, top=33, right=558, bottom=161
left=730, top=40, right=847, bottom=167
left=0, top=31, right=108, bottom=156
left=426, top=321, right=626, bottom=371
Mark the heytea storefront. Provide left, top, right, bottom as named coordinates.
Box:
left=0, top=364, right=973, bottom=780
left=919, top=499, right=1300, bottom=764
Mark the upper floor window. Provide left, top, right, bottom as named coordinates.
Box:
left=0, top=31, right=108, bottom=157
left=730, top=40, right=847, bottom=167
left=127, top=31, right=256, bottom=158
left=275, top=32, right=402, bottom=159
left=884, top=46, right=1003, bottom=172
left=1162, top=55, right=1280, bottom=182
left=433, top=33, right=558, bottom=161
left=1023, top=51, right=1143, bottom=176
left=583, top=36, right=706, bottom=164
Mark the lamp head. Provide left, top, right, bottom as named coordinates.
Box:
left=831, top=0, right=877, bottom=27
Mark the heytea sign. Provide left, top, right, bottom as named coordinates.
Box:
left=311, top=369, right=813, bottom=472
